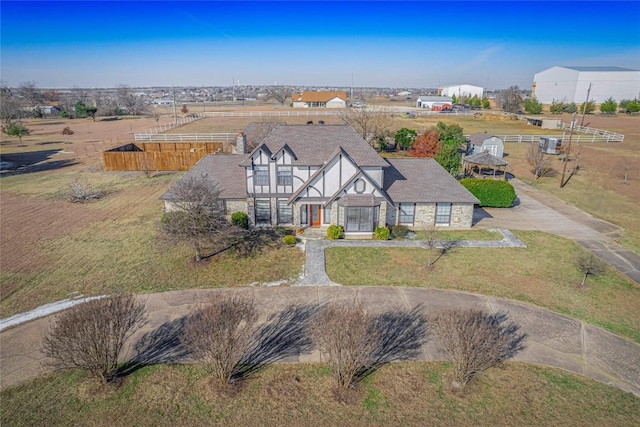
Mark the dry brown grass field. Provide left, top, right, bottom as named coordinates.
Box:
left=0, top=108, right=638, bottom=317
left=2, top=362, right=639, bottom=427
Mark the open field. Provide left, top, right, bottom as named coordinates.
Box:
left=1, top=110, right=638, bottom=317
left=0, top=169, right=304, bottom=318
left=326, top=231, right=640, bottom=342
left=2, top=362, right=638, bottom=426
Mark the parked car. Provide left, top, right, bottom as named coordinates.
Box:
left=405, top=112, right=416, bottom=118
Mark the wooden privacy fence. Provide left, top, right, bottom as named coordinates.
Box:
left=103, top=142, right=223, bottom=171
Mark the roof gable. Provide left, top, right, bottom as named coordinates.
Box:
left=258, top=124, right=388, bottom=167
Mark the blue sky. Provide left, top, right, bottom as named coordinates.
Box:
left=1, top=1, right=639, bottom=89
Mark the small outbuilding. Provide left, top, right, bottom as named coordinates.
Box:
left=539, top=137, right=563, bottom=155
left=416, top=96, right=453, bottom=111
left=463, top=152, right=509, bottom=180
left=467, top=132, right=504, bottom=158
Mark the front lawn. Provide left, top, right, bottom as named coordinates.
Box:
left=325, top=231, right=640, bottom=342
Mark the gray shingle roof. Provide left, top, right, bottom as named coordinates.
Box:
left=463, top=152, right=509, bottom=166
left=384, top=158, right=479, bottom=204
left=247, top=125, right=388, bottom=167
left=160, top=154, right=248, bottom=201
left=467, top=132, right=499, bottom=146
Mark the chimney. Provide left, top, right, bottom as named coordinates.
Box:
left=235, top=132, right=247, bottom=154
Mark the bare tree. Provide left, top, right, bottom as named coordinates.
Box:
left=618, top=157, right=633, bottom=184
left=43, top=295, right=148, bottom=383
left=266, top=86, right=291, bottom=105
left=309, top=303, right=380, bottom=388
left=527, top=143, right=554, bottom=182
left=1, top=83, right=24, bottom=132
left=340, top=105, right=394, bottom=147
left=497, top=86, right=523, bottom=114
left=17, top=81, right=44, bottom=108
left=431, top=309, right=527, bottom=389
left=182, top=293, right=259, bottom=384
left=68, top=177, right=103, bottom=203
left=161, top=174, right=232, bottom=261
left=244, top=121, right=282, bottom=151
left=422, top=226, right=459, bottom=270
left=577, top=252, right=605, bottom=287
left=116, top=84, right=144, bottom=115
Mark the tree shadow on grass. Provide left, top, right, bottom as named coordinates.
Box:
left=117, top=316, right=189, bottom=378
left=355, top=305, right=428, bottom=383
left=231, top=304, right=318, bottom=382
left=0, top=149, right=78, bottom=177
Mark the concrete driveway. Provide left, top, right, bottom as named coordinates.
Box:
left=473, top=179, right=640, bottom=283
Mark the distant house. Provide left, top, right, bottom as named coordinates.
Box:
left=416, top=96, right=453, bottom=111
left=291, top=91, right=347, bottom=108
left=467, top=132, right=504, bottom=158
left=438, top=84, right=484, bottom=99
left=161, top=125, right=478, bottom=236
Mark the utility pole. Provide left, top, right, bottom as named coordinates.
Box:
left=172, top=86, right=178, bottom=125
left=580, top=82, right=592, bottom=127
left=560, top=113, right=576, bottom=188
left=232, top=76, right=235, bottom=102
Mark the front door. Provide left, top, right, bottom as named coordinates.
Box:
left=310, top=205, right=321, bottom=227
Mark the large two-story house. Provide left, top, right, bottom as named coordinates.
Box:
left=161, top=125, right=478, bottom=237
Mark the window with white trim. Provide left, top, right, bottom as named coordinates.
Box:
left=277, top=200, right=293, bottom=224
left=435, top=203, right=452, bottom=225
left=254, top=166, right=268, bottom=186
left=255, top=199, right=271, bottom=225
left=277, top=166, right=292, bottom=186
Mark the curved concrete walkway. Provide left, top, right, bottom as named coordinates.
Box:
left=1, top=287, right=638, bottom=397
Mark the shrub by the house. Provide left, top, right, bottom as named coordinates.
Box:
left=374, top=226, right=390, bottom=240
left=327, top=225, right=343, bottom=240
left=283, top=235, right=297, bottom=246
left=390, top=225, right=409, bottom=238
left=231, top=211, right=249, bottom=229
left=459, top=178, right=516, bottom=208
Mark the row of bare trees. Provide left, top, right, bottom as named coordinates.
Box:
left=44, top=293, right=527, bottom=392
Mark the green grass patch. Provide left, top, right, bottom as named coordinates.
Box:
left=325, top=230, right=640, bottom=342
left=2, top=362, right=637, bottom=427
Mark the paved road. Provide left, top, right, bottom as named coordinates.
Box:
left=2, top=287, right=638, bottom=396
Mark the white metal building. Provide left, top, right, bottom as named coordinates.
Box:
left=438, top=84, right=484, bottom=99
left=532, top=66, right=640, bottom=104
left=416, top=96, right=453, bottom=111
